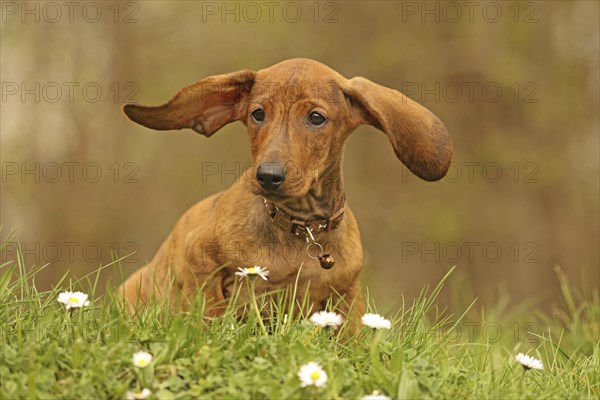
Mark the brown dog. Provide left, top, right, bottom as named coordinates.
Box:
left=120, top=58, right=452, bottom=322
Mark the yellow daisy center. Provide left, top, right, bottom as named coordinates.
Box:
left=248, top=267, right=256, bottom=273
left=310, top=371, right=321, bottom=381
left=68, top=297, right=79, bottom=303
left=138, top=359, right=148, bottom=366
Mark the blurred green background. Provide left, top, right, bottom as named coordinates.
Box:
left=1, top=1, right=598, bottom=313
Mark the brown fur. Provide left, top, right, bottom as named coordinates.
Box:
left=120, top=58, right=452, bottom=323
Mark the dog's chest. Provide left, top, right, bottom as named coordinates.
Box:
left=215, top=216, right=359, bottom=303
left=222, top=240, right=351, bottom=299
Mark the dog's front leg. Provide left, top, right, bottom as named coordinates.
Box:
left=336, top=278, right=365, bottom=334
left=179, top=270, right=226, bottom=317
left=182, top=237, right=228, bottom=318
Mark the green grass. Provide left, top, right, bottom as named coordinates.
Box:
left=1, top=240, right=598, bottom=399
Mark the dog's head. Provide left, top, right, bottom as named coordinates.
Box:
left=124, top=58, right=452, bottom=201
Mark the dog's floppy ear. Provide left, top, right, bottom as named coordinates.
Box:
left=343, top=77, right=452, bottom=181
left=123, top=70, right=256, bottom=136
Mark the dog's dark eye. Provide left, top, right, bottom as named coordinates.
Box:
left=251, top=108, right=265, bottom=122
left=308, top=111, right=326, bottom=126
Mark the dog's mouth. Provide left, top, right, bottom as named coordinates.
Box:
left=254, top=190, right=291, bottom=202
left=261, top=192, right=286, bottom=200
left=251, top=180, right=309, bottom=201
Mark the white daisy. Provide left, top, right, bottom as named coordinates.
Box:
left=57, top=291, right=90, bottom=309
left=132, top=351, right=153, bottom=368
left=515, top=352, right=543, bottom=370
left=235, top=266, right=270, bottom=280
left=361, top=313, right=391, bottom=330
left=362, top=391, right=392, bottom=400
left=309, top=311, right=343, bottom=328
left=298, top=361, right=328, bottom=388
left=126, top=388, right=152, bottom=399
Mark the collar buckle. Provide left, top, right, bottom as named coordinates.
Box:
left=263, top=197, right=345, bottom=236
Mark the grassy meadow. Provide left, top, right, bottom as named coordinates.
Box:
left=1, top=236, right=598, bottom=399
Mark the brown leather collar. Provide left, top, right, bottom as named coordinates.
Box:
left=263, top=197, right=345, bottom=236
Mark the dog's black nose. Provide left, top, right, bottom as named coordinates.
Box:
left=256, top=163, right=286, bottom=192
